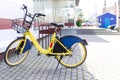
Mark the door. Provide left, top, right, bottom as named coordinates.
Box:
left=104, top=18, right=110, bottom=28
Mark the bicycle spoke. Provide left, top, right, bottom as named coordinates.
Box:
left=4, top=38, right=29, bottom=66
left=56, top=42, right=87, bottom=68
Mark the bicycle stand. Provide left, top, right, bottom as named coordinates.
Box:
left=55, top=56, right=63, bottom=71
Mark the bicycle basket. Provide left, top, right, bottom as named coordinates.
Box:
left=12, top=18, right=27, bottom=34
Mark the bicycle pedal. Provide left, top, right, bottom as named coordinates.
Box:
left=46, top=54, right=51, bottom=57
left=37, top=53, right=41, bottom=56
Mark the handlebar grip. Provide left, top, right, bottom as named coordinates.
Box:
left=23, top=4, right=27, bottom=9
left=21, top=4, right=27, bottom=10
left=37, top=13, right=46, bottom=17
left=41, top=14, right=46, bottom=17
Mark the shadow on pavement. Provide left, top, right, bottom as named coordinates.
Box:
left=80, top=63, right=98, bottom=80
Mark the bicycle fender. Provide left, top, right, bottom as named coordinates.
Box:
left=17, top=37, right=32, bottom=53
left=60, top=35, right=88, bottom=49
left=22, top=39, right=32, bottom=53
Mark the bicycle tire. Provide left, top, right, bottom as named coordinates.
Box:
left=4, top=38, right=29, bottom=66
left=56, top=42, right=87, bottom=68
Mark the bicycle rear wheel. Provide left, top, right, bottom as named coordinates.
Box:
left=4, top=38, right=29, bottom=66
left=56, top=42, right=87, bottom=68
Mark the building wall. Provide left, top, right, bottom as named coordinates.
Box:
left=33, top=0, right=75, bottom=23
left=0, top=0, right=80, bottom=29
left=0, top=18, right=12, bottom=29
left=33, top=0, right=53, bottom=22
left=105, top=3, right=116, bottom=15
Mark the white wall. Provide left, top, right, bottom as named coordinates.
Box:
left=0, top=0, right=33, bottom=19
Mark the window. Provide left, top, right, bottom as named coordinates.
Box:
left=111, top=18, right=114, bottom=20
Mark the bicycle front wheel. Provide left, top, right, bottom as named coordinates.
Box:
left=56, top=42, right=87, bottom=68
left=4, top=38, right=29, bottom=66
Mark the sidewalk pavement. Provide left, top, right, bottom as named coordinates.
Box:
left=0, top=27, right=120, bottom=80
left=80, top=35, right=120, bottom=80
left=62, top=28, right=120, bottom=80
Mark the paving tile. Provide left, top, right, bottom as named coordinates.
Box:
left=2, top=28, right=116, bottom=80
left=0, top=44, right=88, bottom=80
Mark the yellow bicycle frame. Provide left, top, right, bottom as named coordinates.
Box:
left=23, top=30, right=71, bottom=56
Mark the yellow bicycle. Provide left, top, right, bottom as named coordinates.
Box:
left=4, top=5, right=88, bottom=68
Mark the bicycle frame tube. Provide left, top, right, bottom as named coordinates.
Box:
left=23, top=30, right=71, bottom=56
left=47, top=32, right=71, bottom=56
left=47, top=32, right=56, bottom=51
left=24, top=30, right=50, bottom=54
left=16, top=38, right=25, bottom=54
left=55, top=38, right=71, bottom=53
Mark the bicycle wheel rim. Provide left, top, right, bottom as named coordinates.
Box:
left=56, top=42, right=87, bottom=68
left=5, top=38, right=29, bottom=66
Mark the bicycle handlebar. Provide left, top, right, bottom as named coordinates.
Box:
left=21, top=4, right=46, bottom=29
left=36, top=13, right=46, bottom=17
left=21, top=4, right=27, bottom=10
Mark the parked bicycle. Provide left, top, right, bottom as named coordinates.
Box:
left=4, top=4, right=88, bottom=68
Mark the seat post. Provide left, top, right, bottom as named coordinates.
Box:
left=55, top=27, right=57, bottom=33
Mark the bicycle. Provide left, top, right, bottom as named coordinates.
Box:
left=4, top=4, right=88, bottom=68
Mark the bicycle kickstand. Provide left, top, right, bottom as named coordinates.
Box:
left=55, top=56, right=63, bottom=71
left=37, top=51, right=41, bottom=56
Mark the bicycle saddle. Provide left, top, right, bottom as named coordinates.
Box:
left=50, top=23, right=64, bottom=27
